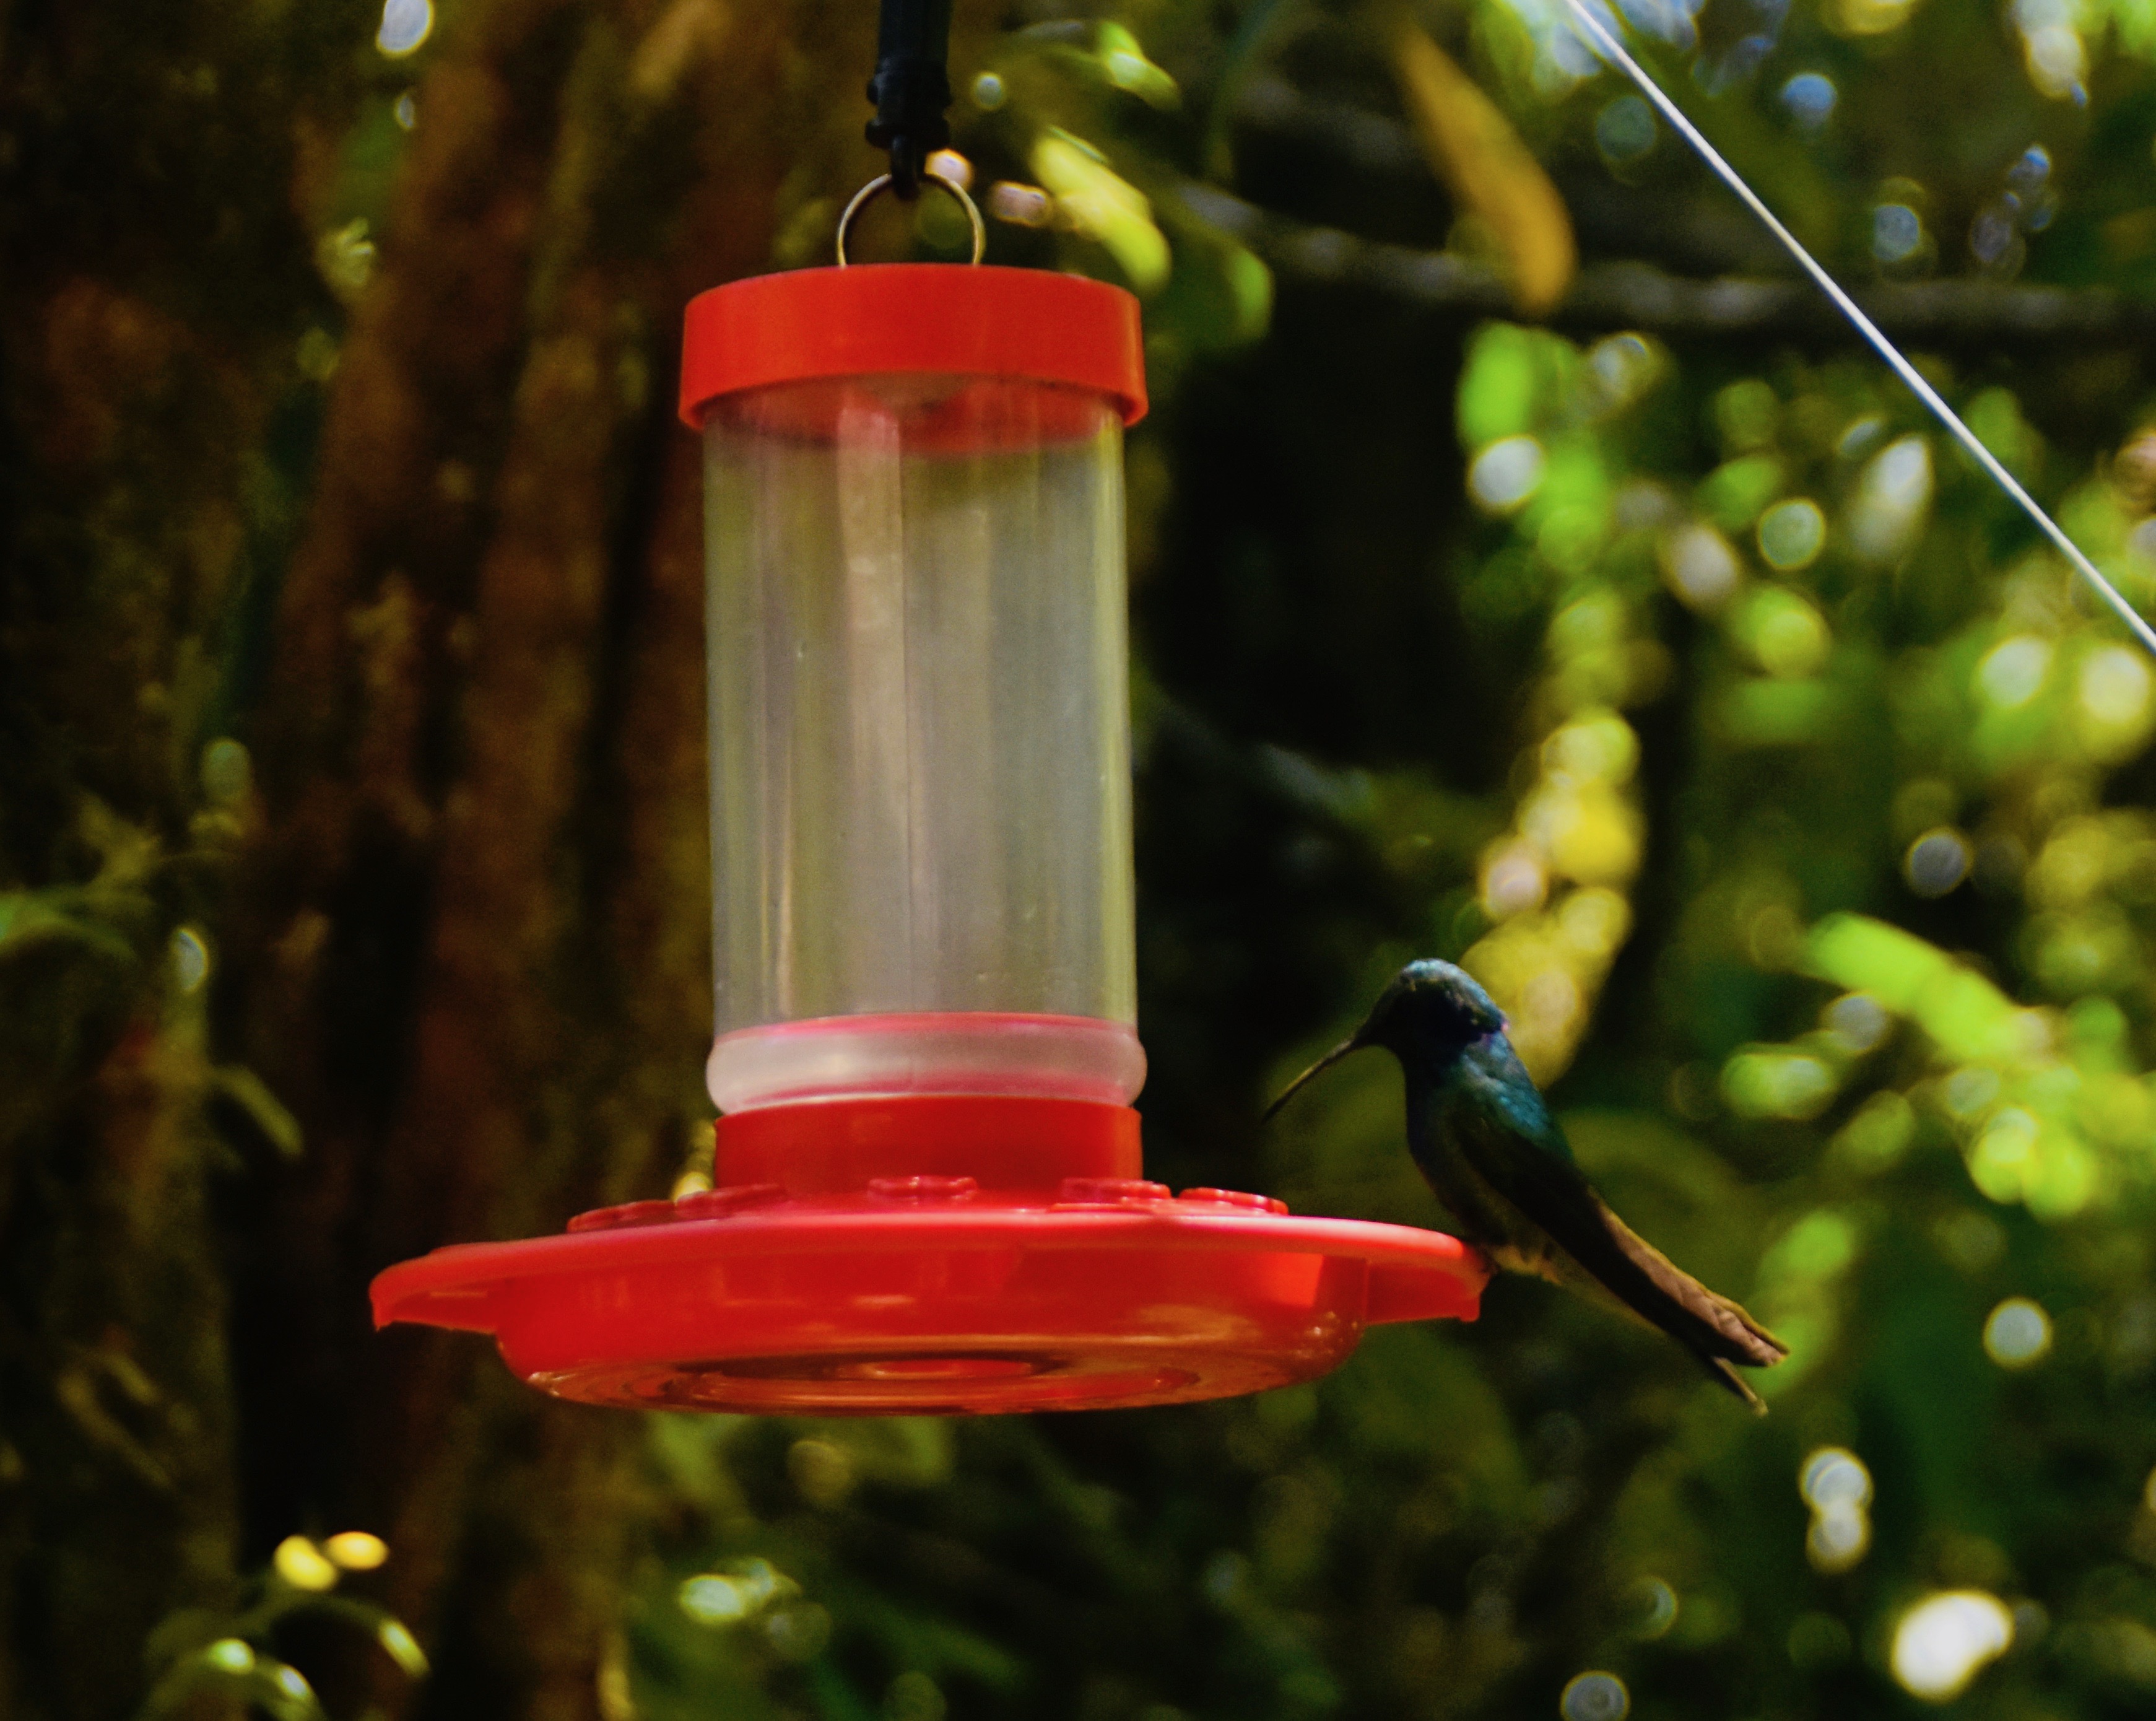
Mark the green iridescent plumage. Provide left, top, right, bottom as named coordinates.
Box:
left=1270, top=959, right=1787, bottom=1411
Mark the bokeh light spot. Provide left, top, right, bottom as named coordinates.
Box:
left=1835, top=1089, right=1915, bottom=1172
left=2079, top=647, right=2152, bottom=726
left=1741, top=586, right=1831, bottom=678
left=324, top=1530, right=388, bottom=1570
left=2015, top=0, right=2086, bottom=102
left=1559, top=1671, right=1629, bottom=1721
left=1470, top=436, right=1547, bottom=512
left=1544, top=713, right=1640, bottom=785
left=1595, top=96, right=1658, bottom=163
left=1872, top=203, right=1924, bottom=263
left=378, top=1619, right=429, bottom=1676
left=788, top=1436, right=854, bottom=1505
left=1905, top=828, right=1971, bottom=897
left=1523, top=968, right=1583, bottom=1034
left=1848, top=434, right=1932, bottom=561
left=1807, top=1506, right=1872, bottom=1571
left=1891, top=1591, right=2013, bottom=1701
left=1971, top=202, right=2023, bottom=271
left=1970, top=1108, right=2040, bottom=1203
left=1839, top=414, right=1885, bottom=460
left=1833, top=0, right=1919, bottom=35
left=2009, top=144, right=2052, bottom=191
left=1984, top=1297, right=2052, bottom=1366
left=1780, top=72, right=1837, bottom=128
left=1624, top=1577, right=1679, bottom=1639
left=1977, top=635, right=2051, bottom=707
left=1801, top=1447, right=1873, bottom=1512
left=925, top=149, right=972, bottom=190
left=986, top=182, right=1054, bottom=227
left=1587, top=333, right=1658, bottom=406
left=172, top=927, right=211, bottom=994
left=376, top=0, right=433, bottom=58
left=1944, top=1065, right=2002, bottom=1117
left=204, top=1639, right=254, bottom=1673
left=1714, top=378, right=1780, bottom=452
left=1800, top=1447, right=1874, bottom=1572
left=1723, top=1049, right=1836, bottom=1118
left=1481, top=840, right=1549, bottom=918
left=1825, top=991, right=1889, bottom=1052
left=1659, top=522, right=1739, bottom=610
left=1617, top=0, right=1703, bottom=49
left=201, top=737, right=252, bottom=807
left=274, top=1535, right=338, bottom=1592
left=316, top=218, right=376, bottom=298
left=1558, top=887, right=1631, bottom=957
left=1757, top=498, right=1825, bottom=569
left=297, top=327, right=339, bottom=381
left=680, top=1574, right=754, bottom=1624
left=679, top=1557, right=795, bottom=1627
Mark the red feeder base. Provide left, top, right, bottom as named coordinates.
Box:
left=370, top=1097, right=1487, bottom=1415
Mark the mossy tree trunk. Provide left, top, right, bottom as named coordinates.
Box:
left=0, top=2, right=909, bottom=1714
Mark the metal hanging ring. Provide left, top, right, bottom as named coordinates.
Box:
left=835, top=167, right=985, bottom=267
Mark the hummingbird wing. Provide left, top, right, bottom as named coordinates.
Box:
left=1423, top=1035, right=1788, bottom=1411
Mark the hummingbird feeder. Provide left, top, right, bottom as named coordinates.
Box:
left=369, top=13, right=1485, bottom=1415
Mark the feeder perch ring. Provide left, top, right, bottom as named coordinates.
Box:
left=837, top=167, right=985, bottom=266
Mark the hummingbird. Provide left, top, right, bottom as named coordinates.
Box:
left=1267, top=959, right=1788, bottom=1411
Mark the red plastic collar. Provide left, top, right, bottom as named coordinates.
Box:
left=715, top=1096, right=1139, bottom=1194
left=679, top=265, right=1148, bottom=429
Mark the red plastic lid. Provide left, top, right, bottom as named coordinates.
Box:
left=679, top=265, right=1148, bottom=430
left=369, top=1097, right=1487, bottom=1416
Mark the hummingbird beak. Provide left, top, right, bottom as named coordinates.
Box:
left=1261, top=1034, right=1367, bottom=1123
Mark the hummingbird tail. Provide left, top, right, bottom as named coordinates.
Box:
left=1584, top=1194, right=1788, bottom=1404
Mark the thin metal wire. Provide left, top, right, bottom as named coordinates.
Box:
left=1562, top=0, right=2156, bottom=659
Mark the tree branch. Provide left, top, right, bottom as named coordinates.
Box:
left=1177, top=181, right=2156, bottom=344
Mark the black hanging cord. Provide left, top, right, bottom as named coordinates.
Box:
left=865, top=0, right=954, bottom=199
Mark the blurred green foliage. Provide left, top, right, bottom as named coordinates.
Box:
left=137, top=1535, right=424, bottom=1721
left=607, top=2, right=2156, bottom=1718
left=18, top=0, right=2156, bottom=1714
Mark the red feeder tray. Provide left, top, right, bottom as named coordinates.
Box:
left=371, top=1097, right=1487, bottom=1414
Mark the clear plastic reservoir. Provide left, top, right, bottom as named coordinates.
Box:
left=702, top=370, right=1142, bottom=1112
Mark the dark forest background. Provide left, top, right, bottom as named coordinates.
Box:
left=11, top=0, right=2156, bottom=1716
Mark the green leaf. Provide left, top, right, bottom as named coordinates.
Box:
left=1030, top=131, right=1170, bottom=293
left=1806, top=915, right=2022, bottom=1061
left=209, top=1065, right=305, bottom=1159
left=1459, top=323, right=1549, bottom=447
left=0, top=891, right=139, bottom=967
left=1698, top=454, right=1784, bottom=531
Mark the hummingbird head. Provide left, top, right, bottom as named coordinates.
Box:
left=1352, top=959, right=1508, bottom=1050
left=1263, top=960, right=1507, bottom=1122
